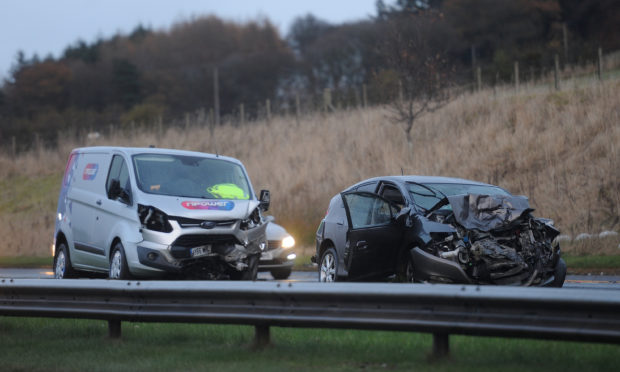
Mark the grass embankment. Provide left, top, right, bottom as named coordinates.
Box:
left=0, top=317, right=618, bottom=372
left=0, top=76, right=618, bottom=264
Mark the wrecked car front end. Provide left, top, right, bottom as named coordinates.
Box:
left=407, top=194, right=564, bottom=286
left=135, top=200, right=267, bottom=279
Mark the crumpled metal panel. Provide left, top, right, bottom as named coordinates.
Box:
left=447, top=194, right=533, bottom=231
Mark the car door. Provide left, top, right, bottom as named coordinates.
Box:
left=341, top=192, right=402, bottom=279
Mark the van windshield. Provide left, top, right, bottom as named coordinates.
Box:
left=132, top=154, right=252, bottom=200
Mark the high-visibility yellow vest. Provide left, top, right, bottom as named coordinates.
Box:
left=207, top=183, right=249, bottom=200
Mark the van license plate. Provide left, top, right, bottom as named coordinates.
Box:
left=190, top=245, right=211, bottom=257
left=260, top=251, right=273, bottom=261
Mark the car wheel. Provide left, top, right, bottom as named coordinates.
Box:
left=396, top=248, right=415, bottom=283
left=233, top=254, right=259, bottom=281
left=319, top=247, right=338, bottom=282
left=109, top=242, right=132, bottom=280
left=54, top=242, right=77, bottom=279
left=552, top=257, right=567, bottom=288
left=271, top=267, right=292, bottom=280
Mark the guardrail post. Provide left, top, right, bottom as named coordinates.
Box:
left=254, top=325, right=270, bottom=348
left=432, top=333, right=449, bottom=358
left=108, top=320, right=121, bottom=339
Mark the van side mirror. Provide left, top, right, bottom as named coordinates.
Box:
left=109, top=179, right=132, bottom=205
left=259, top=189, right=270, bottom=211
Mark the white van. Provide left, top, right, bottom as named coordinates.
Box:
left=52, top=147, right=270, bottom=280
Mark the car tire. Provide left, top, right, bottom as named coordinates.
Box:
left=233, top=254, right=259, bottom=281
left=319, top=247, right=338, bottom=282
left=109, top=242, right=132, bottom=280
left=271, top=267, right=292, bottom=280
left=54, top=242, right=77, bottom=279
left=396, top=247, right=415, bottom=283
left=552, top=257, right=567, bottom=288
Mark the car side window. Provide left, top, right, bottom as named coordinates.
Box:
left=379, top=184, right=405, bottom=211
left=106, top=155, right=130, bottom=198
left=343, top=193, right=392, bottom=229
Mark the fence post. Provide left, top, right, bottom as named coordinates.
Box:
left=398, top=80, right=404, bottom=103
left=598, top=47, right=603, bottom=81
left=108, top=320, right=121, bottom=339
left=295, top=93, right=301, bottom=125
left=254, top=325, right=270, bottom=349
left=432, top=333, right=449, bottom=358
left=562, top=23, right=569, bottom=63
left=11, top=136, right=16, bottom=159
left=213, top=67, right=220, bottom=126
left=471, top=45, right=476, bottom=91
left=514, top=61, right=519, bottom=92
left=265, top=99, right=271, bottom=123
left=323, top=88, right=333, bottom=112
left=362, top=84, right=368, bottom=108
left=239, top=103, right=245, bottom=126
left=476, top=66, right=482, bottom=92
left=554, top=54, right=560, bottom=91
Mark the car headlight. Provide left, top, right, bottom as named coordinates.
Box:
left=282, top=235, right=295, bottom=249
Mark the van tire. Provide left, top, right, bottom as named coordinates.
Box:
left=109, top=242, right=132, bottom=280
left=232, top=254, right=259, bottom=281
left=54, top=242, right=77, bottom=279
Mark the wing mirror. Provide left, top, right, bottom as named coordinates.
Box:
left=259, top=189, right=270, bottom=211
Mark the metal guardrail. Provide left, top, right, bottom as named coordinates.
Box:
left=1, top=279, right=619, bottom=357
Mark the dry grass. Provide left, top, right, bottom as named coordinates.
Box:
left=1, top=77, right=618, bottom=257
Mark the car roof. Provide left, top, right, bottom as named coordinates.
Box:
left=71, top=146, right=242, bottom=165
left=347, top=175, right=499, bottom=191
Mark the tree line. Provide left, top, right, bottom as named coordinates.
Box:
left=0, top=0, right=618, bottom=150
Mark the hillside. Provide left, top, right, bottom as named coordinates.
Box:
left=0, top=76, right=618, bottom=257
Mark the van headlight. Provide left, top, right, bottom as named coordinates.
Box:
left=281, top=235, right=295, bottom=249
left=138, top=204, right=173, bottom=233
left=240, top=208, right=261, bottom=230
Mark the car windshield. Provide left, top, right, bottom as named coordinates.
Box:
left=132, top=154, right=251, bottom=199
left=406, top=182, right=511, bottom=211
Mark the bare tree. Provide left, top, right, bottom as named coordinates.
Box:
left=381, top=11, right=455, bottom=145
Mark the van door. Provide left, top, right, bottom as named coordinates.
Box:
left=67, top=151, right=111, bottom=270
left=91, top=154, right=136, bottom=269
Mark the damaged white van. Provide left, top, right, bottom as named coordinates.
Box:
left=53, top=147, right=270, bottom=280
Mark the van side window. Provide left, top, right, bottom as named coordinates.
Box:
left=106, top=155, right=130, bottom=198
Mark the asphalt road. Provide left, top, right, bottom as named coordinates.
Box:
left=1, top=268, right=619, bottom=289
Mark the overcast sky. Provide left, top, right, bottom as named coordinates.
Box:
left=0, top=0, right=377, bottom=80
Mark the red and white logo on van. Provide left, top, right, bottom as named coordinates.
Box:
left=181, top=201, right=235, bottom=210
left=82, top=163, right=99, bottom=180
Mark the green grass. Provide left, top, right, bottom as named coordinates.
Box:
left=0, top=174, right=61, bottom=214
left=563, top=254, right=620, bottom=269
left=0, top=317, right=618, bottom=371
left=0, top=256, right=51, bottom=268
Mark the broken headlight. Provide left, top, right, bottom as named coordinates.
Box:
left=138, top=204, right=173, bottom=233
left=240, top=207, right=261, bottom=230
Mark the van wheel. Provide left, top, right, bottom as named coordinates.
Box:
left=232, top=254, right=259, bottom=280
left=271, top=267, right=292, bottom=280
left=109, top=242, right=132, bottom=280
left=54, top=243, right=77, bottom=279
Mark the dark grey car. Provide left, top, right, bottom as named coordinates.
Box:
left=313, top=176, right=566, bottom=287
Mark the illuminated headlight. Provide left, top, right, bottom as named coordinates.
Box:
left=282, top=235, right=295, bottom=249
left=286, top=253, right=297, bottom=260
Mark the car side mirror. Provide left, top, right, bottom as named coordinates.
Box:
left=259, top=189, right=270, bottom=211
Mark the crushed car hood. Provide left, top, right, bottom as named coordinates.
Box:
left=439, top=194, right=533, bottom=232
